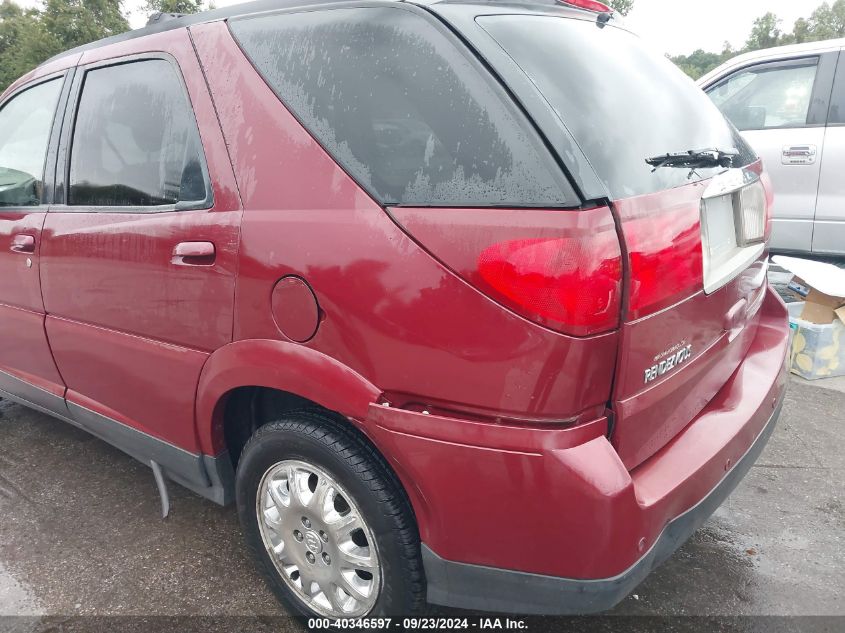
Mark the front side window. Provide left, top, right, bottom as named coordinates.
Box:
left=707, top=59, right=819, bottom=131
left=0, top=79, right=62, bottom=207
left=229, top=7, right=575, bottom=207
left=69, top=59, right=210, bottom=208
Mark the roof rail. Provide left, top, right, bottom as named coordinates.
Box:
left=146, top=11, right=186, bottom=27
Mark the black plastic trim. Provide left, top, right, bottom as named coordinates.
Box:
left=827, top=50, right=845, bottom=126
left=422, top=392, right=784, bottom=615
left=65, top=401, right=234, bottom=504
left=0, top=366, right=235, bottom=506
left=0, top=366, right=73, bottom=422
left=809, top=51, right=838, bottom=126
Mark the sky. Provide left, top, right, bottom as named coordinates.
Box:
left=624, top=0, right=821, bottom=55
left=11, top=0, right=834, bottom=56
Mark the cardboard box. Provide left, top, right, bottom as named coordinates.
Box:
left=774, top=256, right=845, bottom=326
left=800, top=287, right=845, bottom=325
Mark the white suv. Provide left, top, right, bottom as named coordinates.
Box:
left=700, top=39, right=845, bottom=256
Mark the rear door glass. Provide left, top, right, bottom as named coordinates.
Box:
left=477, top=14, right=755, bottom=200
left=69, top=59, right=210, bottom=208
left=229, top=7, right=575, bottom=207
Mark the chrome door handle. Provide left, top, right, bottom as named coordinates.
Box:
left=172, top=241, right=215, bottom=265
left=782, top=145, right=817, bottom=165
left=10, top=234, right=35, bottom=253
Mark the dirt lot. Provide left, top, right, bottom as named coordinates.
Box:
left=0, top=374, right=843, bottom=632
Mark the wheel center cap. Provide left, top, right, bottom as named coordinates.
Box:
left=304, top=530, right=322, bottom=554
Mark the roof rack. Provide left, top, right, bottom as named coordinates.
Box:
left=146, top=12, right=186, bottom=27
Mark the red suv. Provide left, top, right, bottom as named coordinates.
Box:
left=0, top=0, right=788, bottom=619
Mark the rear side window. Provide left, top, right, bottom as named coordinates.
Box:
left=69, top=60, right=210, bottom=208
left=229, top=7, right=575, bottom=207
left=477, top=15, right=756, bottom=200
left=707, top=59, right=819, bottom=131
left=0, top=79, right=62, bottom=207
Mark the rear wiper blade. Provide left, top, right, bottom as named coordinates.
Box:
left=645, top=148, right=738, bottom=172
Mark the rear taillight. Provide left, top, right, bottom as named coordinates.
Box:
left=477, top=233, right=621, bottom=335
left=615, top=189, right=705, bottom=321
left=389, top=206, right=622, bottom=337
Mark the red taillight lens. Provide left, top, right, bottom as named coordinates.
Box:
left=389, top=206, right=622, bottom=337
left=614, top=187, right=705, bottom=320
left=477, top=235, right=621, bottom=335
left=558, top=0, right=613, bottom=12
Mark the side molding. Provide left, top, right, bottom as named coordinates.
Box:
left=66, top=400, right=234, bottom=505
left=195, top=339, right=382, bottom=454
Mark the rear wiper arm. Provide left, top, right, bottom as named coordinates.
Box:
left=646, top=148, right=738, bottom=172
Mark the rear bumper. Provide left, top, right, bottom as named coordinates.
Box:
left=422, top=392, right=783, bottom=614
left=366, top=287, right=789, bottom=614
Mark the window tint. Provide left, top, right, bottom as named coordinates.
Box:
left=69, top=60, right=209, bottom=207
left=229, top=7, right=574, bottom=207
left=828, top=53, right=845, bottom=125
left=477, top=15, right=756, bottom=200
left=0, top=79, right=62, bottom=207
left=708, top=60, right=819, bottom=131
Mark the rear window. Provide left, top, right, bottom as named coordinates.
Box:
left=229, top=7, right=576, bottom=207
left=478, top=15, right=756, bottom=199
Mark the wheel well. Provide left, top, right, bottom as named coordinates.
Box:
left=220, top=386, right=426, bottom=542
left=222, top=386, right=317, bottom=468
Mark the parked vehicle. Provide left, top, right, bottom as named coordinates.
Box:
left=0, top=0, right=789, bottom=619
left=700, top=39, right=845, bottom=257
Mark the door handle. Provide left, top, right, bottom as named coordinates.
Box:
left=782, top=145, right=817, bottom=165
left=10, top=234, right=35, bottom=254
left=172, top=241, right=215, bottom=265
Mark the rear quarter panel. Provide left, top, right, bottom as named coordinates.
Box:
left=189, top=20, right=618, bottom=426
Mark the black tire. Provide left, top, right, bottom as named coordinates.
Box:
left=235, top=408, right=426, bottom=619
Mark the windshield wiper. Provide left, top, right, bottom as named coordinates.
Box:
left=646, top=148, right=738, bottom=172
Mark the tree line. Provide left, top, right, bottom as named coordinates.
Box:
left=0, top=0, right=206, bottom=92
left=672, top=1, right=845, bottom=79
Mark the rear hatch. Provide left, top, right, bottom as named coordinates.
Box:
left=437, top=3, right=772, bottom=468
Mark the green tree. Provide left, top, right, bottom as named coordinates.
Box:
left=790, top=17, right=812, bottom=44
left=669, top=42, right=736, bottom=80
left=806, top=0, right=845, bottom=39
left=745, top=12, right=784, bottom=51
left=0, top=0, right=130, bottom=93
left=608, top=0, right=634, bottom=16
left=143, top=0, right=205, bottom=15
left=41, top=0, right=128, bottom=51
left=0, top=1, right=53, bottom=90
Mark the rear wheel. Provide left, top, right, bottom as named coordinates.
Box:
left=235, top=410, right=426, bottom=618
